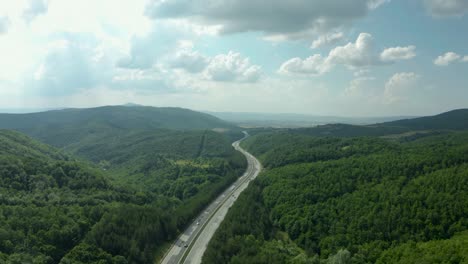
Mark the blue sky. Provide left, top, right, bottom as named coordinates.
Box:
left=0, top=0, right=467, bottom=116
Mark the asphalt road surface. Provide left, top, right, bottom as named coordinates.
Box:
left=160, top=131, right=262, bottom=264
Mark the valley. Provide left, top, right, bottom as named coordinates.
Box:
left=0, top=106, right=246, bottom=263
left=0, top=106, right=467, bottom=263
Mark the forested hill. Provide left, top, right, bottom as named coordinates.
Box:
left=0, top=129, right=67, bottom=161
left=0, top=129, right=116, bottom=262
left=204, top=131, right=468, bottom=263
left=0, top=128, right=247, bottom=263
left=379, top=108, right=468, bottom=130
left=0, top=105, right=235, bottom=147
left=291, top=108, right=468, bottom=137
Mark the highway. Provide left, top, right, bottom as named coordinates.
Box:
left=160, top=131, right=262, bottom=264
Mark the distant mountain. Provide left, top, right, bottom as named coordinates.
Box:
left=0, top=105, right=235, bottom=147
left=380, top=109, right=468, bottom=130
left=122, top=102, right=143, bottom=107
left=206, top=111, right=416, bottom=128
left=289, top=109, right=468, bottom=137
left=0, top=107, right=63, bottom=114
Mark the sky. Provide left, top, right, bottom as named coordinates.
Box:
left=0, top=0, right=467, bottom=116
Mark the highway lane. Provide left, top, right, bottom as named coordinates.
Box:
left=160, top=131, right=262, bottom=264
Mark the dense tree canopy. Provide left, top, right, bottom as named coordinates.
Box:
left=204, top=131, right=468, bottom=263
left=0, top=129, right=246, bottom=263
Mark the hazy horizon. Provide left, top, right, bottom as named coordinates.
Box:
left=0, top=103, right=464, bottom=119
left=0, top=103, right=444, bottom=118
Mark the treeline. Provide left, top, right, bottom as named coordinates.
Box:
left=0, top=129, right=246, bottom=263
left=204, top=131, right=468, bottom=263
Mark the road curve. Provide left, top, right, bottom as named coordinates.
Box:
left=160, top=131, right=262, bottom=264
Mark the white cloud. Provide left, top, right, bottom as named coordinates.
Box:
left=380, top=46, right=416, bottom=62
left=169, top=47, right=262, bottom=82
left=311, top=32, right=344, bottom=49
left=145, top=0, right=389, bottom=40
left=279, top=33, right=378, bottom=76
left=4, top=0, right=153, bottom=98
left=278, top=55, right=331, bottom=76
left=384, top=72, right=420, bottom=103
left=205, top=51, right=262, bottom=83
left=115, top=20, right=207, bottom=70
left=328, top=34, right=417, bottom=67
left=327, top=33, right=381, bottom=67
left=463, top=56, right=468, bottom=62
left=424, top=0, right=468, bottom=17
left=26, top=35, right=112, bottom=96
left=23, top=0, right=48, bottom=23
left=116, top=29, right=173, bottom=69
left=170, top=49, right=209, bottom=73
left=0, top=16, right=10, bottom=34
left=279, top=33, right=417, bottom=76
left=434, top=52, right=462, bottom=66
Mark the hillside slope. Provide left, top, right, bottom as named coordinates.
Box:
left=290, top=108, right=468, bottom=138
left=380, top=108, right=468, bottom=130
left=0, top=130, right=118, bottom=262
left=0, top=105, right=235, bottom=147
left=204, top=130, right=468, bottom=263
left=0, top=128, right=246, bottom=263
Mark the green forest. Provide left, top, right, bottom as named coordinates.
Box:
left=0, top=127, right=246, bottom=263
left=203, top=131, right=468, bottom=263
left=2, top=106, right=468, bottom=263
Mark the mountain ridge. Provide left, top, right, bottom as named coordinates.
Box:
left=0, top=105, right=236, bottom=147
left=289, top=108, right=468, bottom=137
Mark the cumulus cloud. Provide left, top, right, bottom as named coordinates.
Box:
left=380, top=46, right=416, bottom=62
left=23, top=0, right=48, bottom=23
left=279, top=33, right=417, bottom=76
left=169, top=47, right=262, bottom=82
left=145, top=0, right=389, bottom=39
left=463, top=56, right=468, bottom=62
left=170, top=49, right=209, bottom=73
left=311, top=32, right=344, bottom=49
left=0, top=17, right=10, bottom=34
left=116, top=34, right=161, bottom=69
left=326, top=34, right=416, bottom=67
left=205, top=51, right=262, bottom=83
left=327, top=33, right=381, bottom=67
left=278, top=55, right=331, bottom=76
left=116, top=23, right=189, bottom=69
left=424, top=0, right=468, bottom=17
left=30, top=39, right=101, bottom=95
left=433, top=52, right=463, bottom=66
left=384, top=72, right=420, bottom=103
left=26, top=33, right=118, bottom=96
